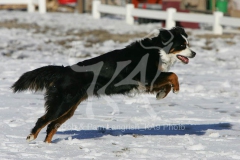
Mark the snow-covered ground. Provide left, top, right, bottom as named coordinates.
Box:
left=0, top=11, right=240, bottom=159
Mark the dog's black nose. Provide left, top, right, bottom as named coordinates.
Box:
left=191, top=50, right=196, bottom=58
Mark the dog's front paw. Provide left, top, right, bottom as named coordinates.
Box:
left=156, top=89, right=167, bottom=100
left=173, top=89, right=179, bottom=94
left=156, top=84, right=172, bottom=100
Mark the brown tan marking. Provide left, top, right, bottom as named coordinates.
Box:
left=44, top=95, right=88, bottom=143
left=169, top=48, right=182, bottom=54
left=145, top=72, right=179, bottom=94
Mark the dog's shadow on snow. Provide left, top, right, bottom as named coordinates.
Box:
left=52, top=123, right=232, bottom=143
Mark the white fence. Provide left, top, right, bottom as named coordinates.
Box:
left=92, top=0, right=240, bottom=35
left=0, top=0, right=46, bottom=13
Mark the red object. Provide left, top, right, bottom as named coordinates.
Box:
left=142, top=3, right=147, bottom=9
left=162, top=1, right=199, bottom=29
left=58, top=0, right=76, bottom=5
left=132, top=0, right=199, bottom=29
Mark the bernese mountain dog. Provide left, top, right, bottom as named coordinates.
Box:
left=12, top=27, right=196, bottom=143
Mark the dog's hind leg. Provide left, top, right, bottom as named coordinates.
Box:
left=26, top=84, right=63, bottom=142
left=26, top=99, right=81, bottom=142
left=26, top=101, right=65, bottom=142
left=44, top=95, right=87, bottom=143
left=26, top=80, right=86, bottom=142
left=26, top=94, right=86, bottom=142
left=26, top=112, right=56, bottom=142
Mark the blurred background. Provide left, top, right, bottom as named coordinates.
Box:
left=0, top=1, right=239, bottom=16
left=1, top=0, right=239, bottom=15
left=0, top=0, right=239, bottom=61
left=1, top=1, right=240, bottom=159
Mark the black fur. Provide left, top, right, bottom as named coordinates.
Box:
left=12, top=27, right=192, bottom=142
left=12, top=27, right=188, bottom=94
left=12, top=66, right=64, bottom=92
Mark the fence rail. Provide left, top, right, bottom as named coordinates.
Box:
left=92, top=0, right=240, bottom=35
left=98, top=4, right=126, bottom=15
left=0, top=0, right=46, bottom=13
left=220, top=17, right=240, bottom=27
left=173, top=12, right=214, bottom=24
left=131, top=8, right=167, bottom=20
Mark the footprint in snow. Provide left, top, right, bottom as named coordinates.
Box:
left=4, top=119, right=25, bottom=127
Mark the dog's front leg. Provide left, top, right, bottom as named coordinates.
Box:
left=148, top=72, right=179, bottom=99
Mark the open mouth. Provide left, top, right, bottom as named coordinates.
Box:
left=177, top=55, right=189, bottom=64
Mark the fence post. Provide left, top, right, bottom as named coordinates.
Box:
left=166, top=8, right=176, bottom=29
left=92, top=0, right=101, bottom=19
left=213, top=11, right=223, bottom=35
left=27, top=0, right=35, bottom=13
left=39, top=0, right=46, bottom=14
left=126, top=4, right=134, bottom=25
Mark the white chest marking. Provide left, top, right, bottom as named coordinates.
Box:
left=159, top=49, right=177, bottom=72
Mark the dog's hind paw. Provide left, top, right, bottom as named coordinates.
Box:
left=26, top=134, right=35, bottom=142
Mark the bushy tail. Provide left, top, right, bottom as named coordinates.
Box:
left=11, top=65, right=65, bottom=92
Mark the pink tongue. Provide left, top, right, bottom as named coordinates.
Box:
left=177, top=55, right=189, bottom=64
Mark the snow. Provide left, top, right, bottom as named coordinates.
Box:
left=1, top=11, right=240, bottom=159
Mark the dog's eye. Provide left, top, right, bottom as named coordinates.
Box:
left=180, top=44, right=186, bottom=48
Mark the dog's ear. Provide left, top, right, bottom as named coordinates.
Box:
left=159, top=29, right=172, bottom=44
left=172, top=27, right=188, bottom=38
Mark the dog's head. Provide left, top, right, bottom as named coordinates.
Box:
left=157, top=27, right=196, bottom=64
